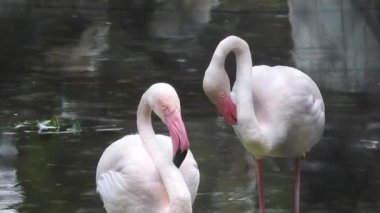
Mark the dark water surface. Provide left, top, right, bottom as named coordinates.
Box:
left=1, top=0, right=380, bottom=212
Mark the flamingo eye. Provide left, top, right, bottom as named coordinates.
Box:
left=161, top=104, right=168, bottom=112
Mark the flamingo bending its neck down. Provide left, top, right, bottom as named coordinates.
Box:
left=96, top=83, right=199, bottom=213
left=203, top=36, right=325, bottom=213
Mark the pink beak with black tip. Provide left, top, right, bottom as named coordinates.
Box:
left=165, top=110, right=189, bottom=168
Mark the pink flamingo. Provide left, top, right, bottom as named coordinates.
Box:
left=203, top=36, right=325, bottom=213
left=96, top=83, right=199, bottom=213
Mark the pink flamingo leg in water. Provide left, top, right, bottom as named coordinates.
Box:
left=294, top=157, right=301, bottom=213
left=255, top=159, right=265, bottom=213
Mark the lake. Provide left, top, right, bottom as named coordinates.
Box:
left=0, top=0, right=380, bottom=212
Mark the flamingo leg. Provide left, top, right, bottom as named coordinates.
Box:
left=294, top=157, right=301, bottom=213
left=255, top=159, right=265, bottom=213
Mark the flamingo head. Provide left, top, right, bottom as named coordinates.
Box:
left=203, top=72, right=237, bottom=125
left=149, top=83, right=189, bottom=168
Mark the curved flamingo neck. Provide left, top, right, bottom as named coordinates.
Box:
left=212, top=36, right=260, bottom=135
left=136, top=95, right=156, bottom=149
left=136, top=94, right=192, bottom=213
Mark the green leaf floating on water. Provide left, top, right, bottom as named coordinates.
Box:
left=68, top=121, right=81, bottom=132
left=14, top=117, right=81, bottom=134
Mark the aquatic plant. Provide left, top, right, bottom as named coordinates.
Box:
left=14, top=117, right=81, bottom=134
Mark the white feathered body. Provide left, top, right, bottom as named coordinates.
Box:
left=96, top=134, right=199, bottom=213
left=232, top=65, right=325, bottom=158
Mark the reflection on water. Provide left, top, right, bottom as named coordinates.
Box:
left=0, top=134, right=23, bottom=210
left=289, top=0, right=380, bottom=92
left=0, top=0, right=380, bottom=212
left=37, top=22, right=110, bottom=72
left=150, top=0, right=219, bottom=38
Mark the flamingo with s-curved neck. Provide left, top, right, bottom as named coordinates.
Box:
left=203, top=36, right=325, bottom=213
left=96, top=83, right=199, bottom=213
